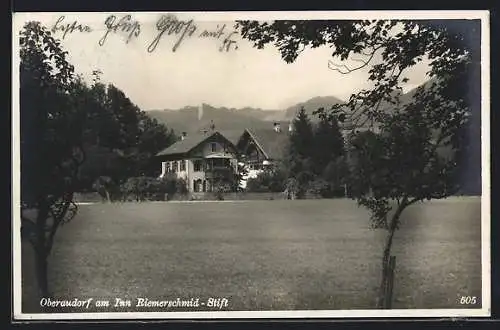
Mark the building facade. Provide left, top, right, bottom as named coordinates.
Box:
left=235, top=124, right=290, bottom=186
left=155, top=123, right=291, bottom=192
left=156, top=131, right=239, bottom=193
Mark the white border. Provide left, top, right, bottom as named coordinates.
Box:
left=479, top=9, right=491, bottom=318
left=11, top=10, right=491, bottom=320
left=12, top=10, right=492, bottom=21
left=12, top=10, right=22, bottom=320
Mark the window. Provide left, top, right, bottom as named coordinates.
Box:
left=194, top=160, right=202, bottom=172
left=210, top=143, right=217, bottom=152
left=180, top=160, right=186, bottom=171
left=194, top=179, right=203, bottom=192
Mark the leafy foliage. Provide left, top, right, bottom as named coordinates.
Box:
left=313, top=111, right=345, bottom=175
left=306, top=178, right=331, bottom=198
left=283, top=177, right=302, bottom=200
left=280, top=107, right=348, bottom=198
left=237, top=17, right=476, bottom=221
left=92, top=176, right=114, bottom=202
left=286, top=107, right=315, bottom=180
left=246, top=167, right=287, bottom=193
left=78, top=82, right=176, bottom=188
left=20, top=21, right=85, bottom=297
left=237, top=18, right=479, bottom=308
left=119, top=175, right=188, bottom=202
left=19, top=21, right=177, bottom=299
left=234, top=159, right=249, bottom=192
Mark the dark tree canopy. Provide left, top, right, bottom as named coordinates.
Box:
left=236, top=18, right=481, bottom=308
left=20, top=21, right=86, bottom=298
left=236, top=18, right=481, bottom=202
left=19, top=21, right=177, bottom=299
left=76, top=81, right=176, bottom=191
left=313, top=111, right=345, bottom=176
left=287, top=107, right=314, bottom=180
left=20, top=22, right=83, bottom=207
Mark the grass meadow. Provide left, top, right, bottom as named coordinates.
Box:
left=21, top=197, right=482, bottom=312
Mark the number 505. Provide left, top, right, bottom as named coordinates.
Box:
left=459, top=296, right=477, bottom=304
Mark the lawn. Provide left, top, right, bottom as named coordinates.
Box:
left=21, top=197, right=482, bottom=312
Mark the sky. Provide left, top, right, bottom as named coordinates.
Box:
left=14, top=12, right=436, bottom=111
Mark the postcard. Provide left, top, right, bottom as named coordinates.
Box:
left=11, top=10, right=491, bottom=320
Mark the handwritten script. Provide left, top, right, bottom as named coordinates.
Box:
left=49, top=14, right=239, bottom=53
left=50, top=16, right=92, bottom=39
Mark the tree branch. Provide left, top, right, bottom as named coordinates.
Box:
left=45, top=196, right=72, bottom=255
left=328, top=46, right=381, bottom=74
left=338, top=64, right=405, bottom=131
left=21, top=214, right=38, bottom=247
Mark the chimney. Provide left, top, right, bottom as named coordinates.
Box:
left=273, top=122, right=281, bottom=133
left=181, top=132, right=187, bottom=140
left=198, top=103, right=204, bottom=121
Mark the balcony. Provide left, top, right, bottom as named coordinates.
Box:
left=203, top=158, right=233, bottom=170
left=205, top=165, right=234, bottom=172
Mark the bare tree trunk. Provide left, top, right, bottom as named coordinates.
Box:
left=104, top=189, right=111, bottom=203
left=377, top=224, right=396, bottom=308
left=377, top=202, right=406, bottom=309
left=34, top=202, right=50, bottom=300
left=35, top=249, right=49, bottom=298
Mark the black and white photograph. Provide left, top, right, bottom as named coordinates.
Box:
left=11, top=11, right=490, bottom=320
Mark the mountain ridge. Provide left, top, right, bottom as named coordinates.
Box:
left=146, top=82, right=436, bottom=134
left=147, top=95, right=348, bottom=133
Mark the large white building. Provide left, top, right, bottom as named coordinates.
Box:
left=156, top=123, right=290, bottom=192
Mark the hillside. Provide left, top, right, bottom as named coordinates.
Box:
left=146, top=80, right=480, bottom=195
left=147, top=105, right=273, bottom=134
left=145, top=81, right=442, bottom=134
left=147, top=96, right=348, bottom=133
left=283, top=95, right=345, bottom=121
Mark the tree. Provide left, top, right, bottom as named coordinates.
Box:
left=322, top=156, right=350, bottom=197
left=18, top=21, right=176, bottom=302
left=92, top=176, right=114, bottom=202
left=246, top=167, right=287, bottom=193
left=286, top=107, right=315, bottom=185
left=283, top=177, right=301, bottom=200
left=237, top=19, right=479, bottom=308
left=312, top=112, right=348, bottom=196
left=78, top=82, right=176, bottom=190
left=77, top=145, right=121, bottom=192
left=20, top=22, right=86, bottom=299
left=120, top=176, right=151, bottom=202
left=312, top=111, right=345, bottom=176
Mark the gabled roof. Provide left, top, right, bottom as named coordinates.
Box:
left=243, top=128, right=289, bottom=160
left=156, top=131, right=235, bottom=157
left=156, top=128, right=289, bottom=160
left=217, top=129, right=244, bottom=146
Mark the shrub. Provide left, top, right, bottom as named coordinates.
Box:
left=92, top=176, right=115, bottom=202
left=118, top=175, right=190, bottom=202
left=213, top=180, right=232, bottom=200
left=120, top=176, right=156, bottom=201
left=283, top=177, right=305, bottom=199
left=175, top=177, right=189, bottom=196
left=307, top=178, right=331, bottom=198
left=246, top=168, right=286, bottom=193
